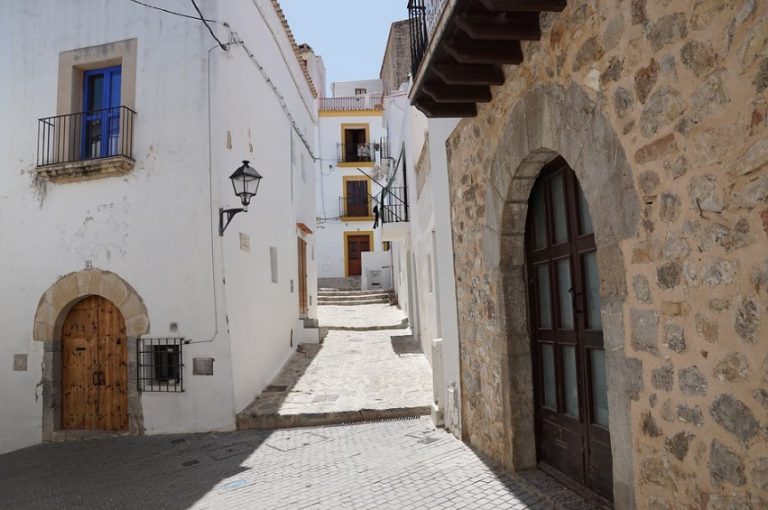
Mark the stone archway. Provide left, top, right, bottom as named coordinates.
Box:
left=450, top=83, right=641, bottom=508
left=33, top=269, right=149, bottom=439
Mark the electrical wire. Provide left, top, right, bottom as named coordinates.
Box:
left=126, top=0, right=217, bottom=22
left=190, top=0, right=228, bottom=51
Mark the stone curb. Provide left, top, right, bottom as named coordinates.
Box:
left=236, top=406, right=432, bottom=431
left=323, top=319, right=409, bottom=331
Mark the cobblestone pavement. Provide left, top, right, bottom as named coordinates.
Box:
left=0, top=417, right=595, bottom=510
left=238, top=303, right=432, bottom=427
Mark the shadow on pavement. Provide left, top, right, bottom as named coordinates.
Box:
left=0, top=430, right=272, bottom=510
left=389, top=334, right=423, bottom=356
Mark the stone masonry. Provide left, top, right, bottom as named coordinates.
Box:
left=443, top=1, right=768, bottom=508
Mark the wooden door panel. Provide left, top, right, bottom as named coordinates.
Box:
left=97, top=298, right=128, bottom=431
left=539, top=420, right=585, bottom=483
left=62, top=297, right=100, bottom=429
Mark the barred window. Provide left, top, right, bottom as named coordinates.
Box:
left=138, top=338, right=184, bottom=392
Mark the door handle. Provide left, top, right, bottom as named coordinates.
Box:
left=99, top=372, right=106, bottom=386
left=569, top=288, right=584, bottom=314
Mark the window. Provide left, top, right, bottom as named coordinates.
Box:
left=355, top=88, right=367, bottom=95
left=344, top=178, right=370, bottom=217
left=82, top=66, right=122, bottom=159
left=138, top=338, right=184, bottom=392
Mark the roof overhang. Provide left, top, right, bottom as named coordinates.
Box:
left=409, top=0, right=567, bottom=118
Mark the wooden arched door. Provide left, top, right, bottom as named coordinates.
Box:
left=61, top=296, right=128, bottom=431
left=525, top=157, right=612, bottom=501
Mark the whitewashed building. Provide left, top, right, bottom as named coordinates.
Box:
left=315, top=80, right=389, bottom=284
left=377, top=21, right=463, bottom=436
left=0, top=0, right=320, bottom=454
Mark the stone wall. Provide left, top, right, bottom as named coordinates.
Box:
left=444, top=0, right=768, bottom=508
left=380, top=20, right=411, bottom=94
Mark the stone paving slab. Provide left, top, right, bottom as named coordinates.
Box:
left=0, top=417, right=595, bottom=509
left=237, top=326, right=433, bottom=429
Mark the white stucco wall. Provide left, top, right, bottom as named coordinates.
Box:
left=0, top=0, right=319, bottom=453
left=381, top=89, right=462, bottom=436
left=331, top=79, right=384, bottom=97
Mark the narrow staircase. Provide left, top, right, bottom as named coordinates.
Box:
left=318, top=288, right=395, bottom=306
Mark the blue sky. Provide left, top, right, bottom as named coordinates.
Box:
left=278, top=1, right=409, bottom=95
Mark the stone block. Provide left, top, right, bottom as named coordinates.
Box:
left=634, top=134, right=678, bottom=164
left=679, top=366, right=708, bottom=396
left=676, top=404, right=703, bottom=426
left=665, top=431, right=694, bottom=461
left=709, top=439, right=746, bottom=486
left=710, top=394, right=759, bottom=444
left=630, top=309, right=659, bottom=355
left=734, top=296, right=759, bottom=344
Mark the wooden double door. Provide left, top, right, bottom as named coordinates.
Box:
left=526, top=158, right=612, bottom=501
left=61, top=296, right=128, bottom=431
left=346, top=234, right=370, bottom=276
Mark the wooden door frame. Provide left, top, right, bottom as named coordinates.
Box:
left=33, top=269, right=149, bottom=440
left=343, top=230, right=374, bottom=277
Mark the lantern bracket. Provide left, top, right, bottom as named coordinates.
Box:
left=219, top=207, right=246, bottom=236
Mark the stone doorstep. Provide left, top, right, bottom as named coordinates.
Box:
left=317, top=299, right=392, bottom=306
left=50, top=429, right=132, bottom=443
left=236, top=405, right=432, bottom=431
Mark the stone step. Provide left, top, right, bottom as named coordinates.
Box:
left=318, top=289, right=393, bottom=297
left=318, top=298, right=392, bottom=306
left=236, top=406, right=431, bottom=431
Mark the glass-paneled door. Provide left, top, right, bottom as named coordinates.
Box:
left=526, top=157, right=612, bottom=501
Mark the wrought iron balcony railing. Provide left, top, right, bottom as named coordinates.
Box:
left=37, top=106, right=136, bottom=167
left=380, top=186, right=409, bottom=224
left=338, top=142, right=375, bottom=164
left=319, top=95, right=383, bottom=112
left=408, top=0, right=448, bottom=77
left=339, top=195, right=372, bottom=218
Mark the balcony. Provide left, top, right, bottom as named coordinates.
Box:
left=339, top=195, right=373, bottom=220
left=380, top=185, right=410, bottom=241
left=36, top=106, right=136, bottom=182
left=319, top=95, right=384, bottom=112
left=408, top=0, right=567, bottom=118
left=338, top=142, right=376, bottom=165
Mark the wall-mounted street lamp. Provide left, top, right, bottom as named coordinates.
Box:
left=219, top=160, right=263, bottom=236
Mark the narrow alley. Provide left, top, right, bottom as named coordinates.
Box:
left=237, top=281, right=433, bottom=428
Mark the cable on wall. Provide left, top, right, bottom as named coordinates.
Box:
left=126, top=0, right=218, bottom=22
left=190, top=0, right=228, bottom=51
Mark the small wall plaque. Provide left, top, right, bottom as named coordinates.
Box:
left=239, top=233, right=251, bottom=252
left=193, top=357, right=214, bottom=376
left=13, top=354, right=27, bottom=372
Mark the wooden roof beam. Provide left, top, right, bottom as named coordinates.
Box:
left=432, top=61, right=505, bottom=86
left=455, top=12, right=541, bottom=41
left=422, top=80, right=493, bottom=103
left=444, top=38, right=523, bottom=65
left=478, top=0, right=567, bottom=12
left=415, top=100, right=478, bottom=118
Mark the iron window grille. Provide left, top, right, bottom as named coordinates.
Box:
left=138, top=338, right=184, bottom=392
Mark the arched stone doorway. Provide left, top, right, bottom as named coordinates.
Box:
left=33, top=269, right=149, bottom=439
left=525, top=157, right=612, bottom=500
left=449, top=83, right=641, bottom=508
